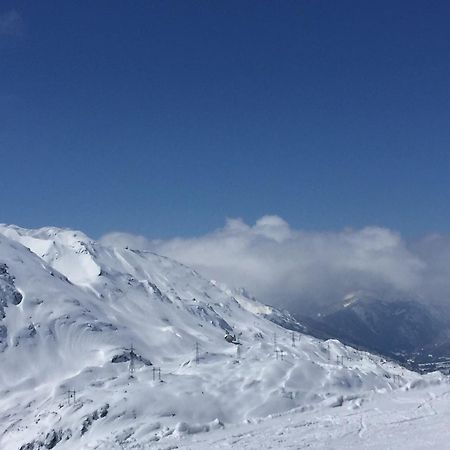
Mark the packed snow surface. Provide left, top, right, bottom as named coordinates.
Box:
left=0, top=224, right=447, bottom=449
left=160, top=381, right=450, bottom=449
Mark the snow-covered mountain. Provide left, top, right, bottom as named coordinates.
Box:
left=295, top=291, right=450, bottom=373
left=0, top=225, right=445, bottom=450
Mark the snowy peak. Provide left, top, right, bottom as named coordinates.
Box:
left=0, top=225, right=445, bottom=450
left=0, top=226, right=280, bottom=380
left=0, top=224, right=100, bottom=285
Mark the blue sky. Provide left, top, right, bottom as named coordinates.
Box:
left=1, top=1, right=449, bottom=239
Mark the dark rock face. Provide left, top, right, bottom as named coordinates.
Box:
left=0, top=325, right=7, bottom=342
left=11, top=290, right=23, bottom=305
left=19, top=441, right=43, bottom=450
left=19, top=428, right=71, bottom=450
left=0, top=264, right=23, bottom=351
left=44, top=429, right=61, bottom=449
left=0, top=263, right=7, bottom=276
left=81, top=404, right=109, bottom=435
left=13, top=323, right=38, bottom=347
left=0, top=263, right=23, bottom=310
left=111, top=349, right=152, bottom=366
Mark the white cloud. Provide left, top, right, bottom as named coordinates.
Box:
left=0, top=10, right=24, bottom=37
left=101, top=216, right=450, bottom=314
left=100, top=231, right=153, bottom=251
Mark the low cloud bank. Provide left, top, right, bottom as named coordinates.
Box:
left=101, top=216, right=450, bottom=314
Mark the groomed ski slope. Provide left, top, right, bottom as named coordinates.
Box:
left=159, top=381, right=450, bottom=449
left=0, top=224, right=446, bottom=449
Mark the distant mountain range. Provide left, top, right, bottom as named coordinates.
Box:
left=285, top=292, right=450, bottom=373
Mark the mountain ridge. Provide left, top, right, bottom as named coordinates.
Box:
left=0, top=224, right=443, bottom=449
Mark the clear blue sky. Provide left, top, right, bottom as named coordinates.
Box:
left=1, top=1, right=449, bottom=238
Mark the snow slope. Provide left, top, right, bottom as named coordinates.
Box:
left=160, top=380, right=450, bottom=449
left=0, top=224, right=445, bottom=449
